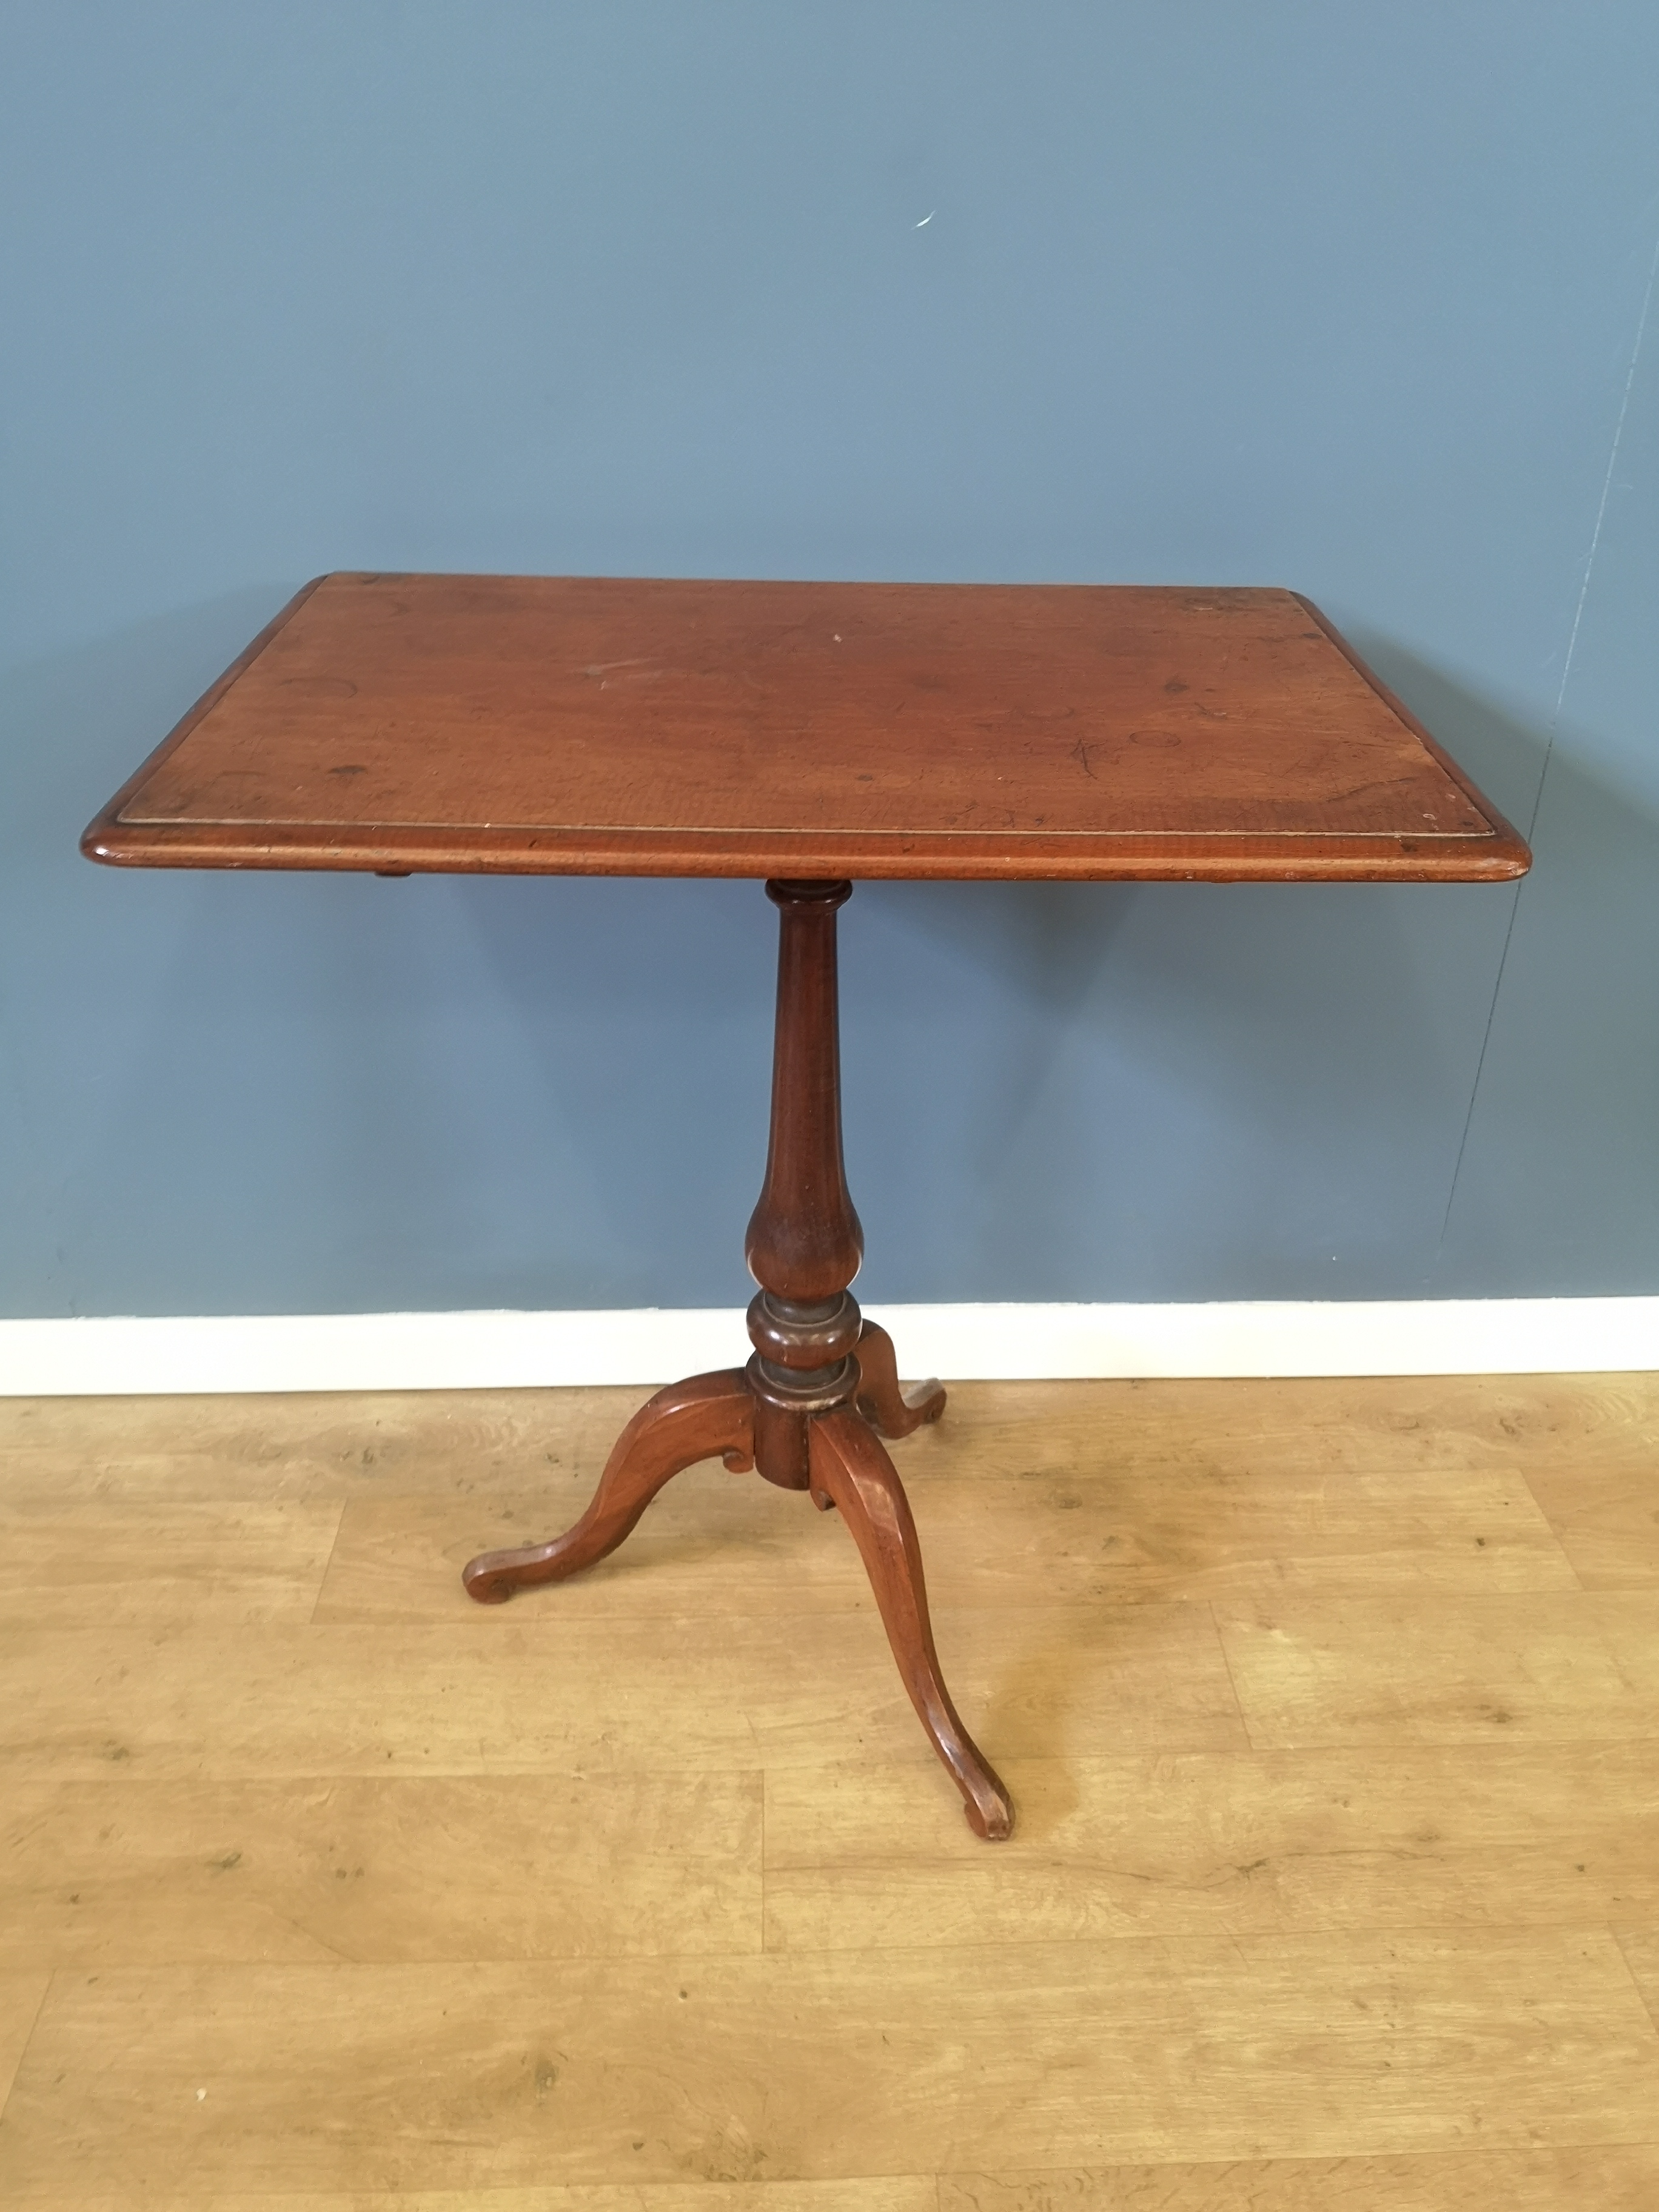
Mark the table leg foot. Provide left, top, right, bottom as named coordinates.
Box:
left=461, top=1369, right=754, bottom=1604
left=808, top=1407, right=1014, bottom=1842
left=853, top=1318, right=947, bottom=1438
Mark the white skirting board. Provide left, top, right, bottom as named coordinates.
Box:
left=0, top=1299, right=1655, bottom=1395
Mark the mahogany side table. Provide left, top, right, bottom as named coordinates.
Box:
left=84, top=574, right=1529, bottom=1839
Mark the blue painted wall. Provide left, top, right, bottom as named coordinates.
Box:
left=4, top=2, right=1657, bottom=1318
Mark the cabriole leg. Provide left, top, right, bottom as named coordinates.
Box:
left=462, top=1369, right=753, bottom=1604
left=808, top=1406, right=1013, bottom=1840
left=854, top=1318, right=947, bottom=1437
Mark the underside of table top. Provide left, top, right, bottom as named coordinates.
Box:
left=83, top=574, right=1529, bottom=882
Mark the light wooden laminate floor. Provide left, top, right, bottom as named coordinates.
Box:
left=1, top=1372, right=1658, bottom=2208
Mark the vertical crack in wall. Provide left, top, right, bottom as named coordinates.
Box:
left=1434, top=216, right=1659, bottom=1263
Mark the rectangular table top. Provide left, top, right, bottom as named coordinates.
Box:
left=83, top=574, right=1528, bottom=881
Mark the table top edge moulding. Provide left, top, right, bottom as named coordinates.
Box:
left=81, top=572, right=1532, bottom=883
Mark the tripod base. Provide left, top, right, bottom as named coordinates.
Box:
left=463, top=1321, right=1012, bottom=1842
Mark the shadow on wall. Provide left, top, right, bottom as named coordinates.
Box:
left=5, top=598, right=1657, bottom=1314
left=1364, top=640, right=1659, bottom=1293
left=841, top=645, right=1659, bottom=1302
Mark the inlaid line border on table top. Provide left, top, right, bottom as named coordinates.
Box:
left=115, top=816, right=1504, bottom=840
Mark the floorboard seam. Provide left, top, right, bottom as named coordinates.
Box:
left=1515, top=1466, right=1598, bottom=1590
left=304, top=1495, right=350, bottom=1626
left=1205, top=1598, right=1259, bottom=1749
left=0, top=1969, right=52, bottom=2128
left=1610, top=1927, right=1659, bottom=2040
left=760, top=1763, right=770, bottom=1954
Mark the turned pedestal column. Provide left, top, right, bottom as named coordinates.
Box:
left=460, top=880, right=1014, bottom=1841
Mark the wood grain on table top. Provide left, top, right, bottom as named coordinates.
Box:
left=83, top=573, right=1529, bottom=881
